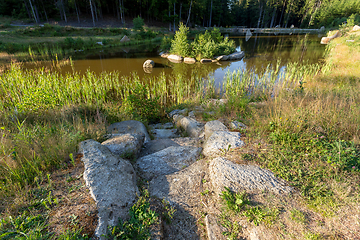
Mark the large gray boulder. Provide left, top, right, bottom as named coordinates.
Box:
left=136, top=146, right=202, bottom=180
left=203, top=131, right=244, bottom=157
left=204, top=120, right=228, bottom=139
left=177, top=117, right=205, bottom=138
left=209, top=157, right=293, bottom=196
left=79, top=139, right=139, bottom=239
left=227, top=51, right=245, bottom=61
left=139, top=137, right=199, bottom=157
left=101, top=133, right=144, bottom=158
left=107, top=120, right=151, bottom=143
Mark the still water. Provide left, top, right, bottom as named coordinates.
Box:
left=38, top=34, right=326, bottom=84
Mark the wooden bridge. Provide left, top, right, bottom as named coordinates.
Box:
left=220, top=27, right=324, bottom=35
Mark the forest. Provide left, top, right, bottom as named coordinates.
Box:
left=1, top=0, right=360, bottom=29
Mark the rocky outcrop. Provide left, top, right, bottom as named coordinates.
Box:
left=79, top=139, right=139, bottom=239
left=136, top=146, right=202, bottom=180
left=143, top=59, right=155, bottom=68
left=209, top=157, right=293, bottom=196
left=203, top=131, right=244, bottom=157
left=101, top=133, right=144, bottom=158
left=107, top=120, right=151, bottom=143
left=204, top=120, right=228, bottom=139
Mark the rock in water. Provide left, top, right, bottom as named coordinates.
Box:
left=227, top=51, right=245, bottom=61
left=167, top=54, right=183, bottom=63
left=107, top=120, right=151, bottom=143
left=79, top=139, right=139, bottom=239
left=136, top=146, right=202, bottom=180
left=209, top=157, right=293, bottom=196
left=184, top=57, right=196, bottom=64
left=143, top=59, right=155, bottom=68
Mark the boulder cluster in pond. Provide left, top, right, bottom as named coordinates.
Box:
left=78, top=102, right=293, bottom=239
left=160, top=51, right=245, bottom=64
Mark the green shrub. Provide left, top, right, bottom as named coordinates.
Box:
left=170, top=22, right=190, bottom=57
left=133, top=16, right=145, bottom=31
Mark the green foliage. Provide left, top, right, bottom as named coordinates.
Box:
left=0, top=213, right=51, bottom=239
left=107, top=191, right=158, bottom=239
left=160, top=36, right=173, bottom=52
left=290, top=209, right=306, bottom=224
left=16, top=87, right=58, bottom=113
left=170, top=22, right=190, bottom=57
left=190, top=28, right=235, bottom=60
left=122, top=80, right=163, bottom=122
left=133, top=16, right=145, bottom=31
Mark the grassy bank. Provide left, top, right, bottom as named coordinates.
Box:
left=1, top=27, right=360, bottom=239
left=0, top=23, right=165, bottom=63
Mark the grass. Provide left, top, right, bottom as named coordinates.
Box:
left=0, top=27, right=359, bottom=238
left=0, top=24, right=164, bottom=62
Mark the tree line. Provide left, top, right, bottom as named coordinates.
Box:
left=1, top=0, right=359, bottom=28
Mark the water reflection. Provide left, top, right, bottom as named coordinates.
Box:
left=25, top=34, right=326, bottom=85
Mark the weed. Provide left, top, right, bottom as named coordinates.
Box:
left=201, top=189, right=210, bottom=196
left=107, top=190, right=158, bottom=239
left=290, top=209, right=306, bottom=224
left=161, top=199, right=176, bottom=224
left=220, top=187, right=250, bottom=213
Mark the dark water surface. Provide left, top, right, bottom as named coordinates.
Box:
left=28, top=34, right=326, bottom=84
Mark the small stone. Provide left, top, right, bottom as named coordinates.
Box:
left=230, top=121, right=247, bottom=130
left=200, top=59, right=213, bottom=63
left=168, top=109, right=188, bottom=118
left=227, top=51, right=245, bottom=61
left=353, top=25, right=360, bottom=31
left=188, top=111, right=196, bottom=119
left=150, top=129, right=179, bottom=139
left=167, top=54, right=183, bottom=63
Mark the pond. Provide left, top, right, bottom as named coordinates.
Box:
left=25, top=34, right=326, bottom=85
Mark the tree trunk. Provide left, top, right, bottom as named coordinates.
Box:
left=28, top=0, right=38, bottom=23
left=270, top=6, right=276, bottom=28
left=256, top=1, right=263, bottom=28
left=74, top=0, right=80, bottom=23
left=89, top=0, right=95, bottom=26
left=173, top=1, right=176, bottom=32
left=93, top=0, right=98, bottom=22
left=209, top=0, right=213, bottom=27
left=23, top=0, right=32, bottom=19
left=179, top=3, right=182, bottom=22
left=278, top=0, right=286, bottom=27
left=169, top=5, right=171, bottom=31
left=186, top=0, right=192, bottom=27
left=62, top=0, right=67, bottom=23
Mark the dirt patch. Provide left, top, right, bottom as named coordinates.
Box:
left=48, top=154, right=97, bottom=237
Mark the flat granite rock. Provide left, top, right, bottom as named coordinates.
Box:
left=209, top=157, right=293, bottom=196
left=136, top=146, right=202, bottom=180
left=203, top=131, right=244, bottom=157
left=79, top=139, right=139, bottom=239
